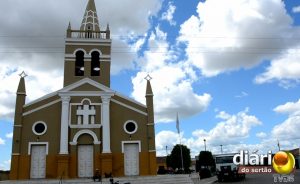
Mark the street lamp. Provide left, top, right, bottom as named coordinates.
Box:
left=204, top=139, right=206, bottom=151
left=166, top=145, right=168, bottom=155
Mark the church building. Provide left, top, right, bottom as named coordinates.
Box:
left=10, top=0, right=156, bottom=179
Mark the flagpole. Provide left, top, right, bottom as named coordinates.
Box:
left=176, top=113, right=184, bottom=172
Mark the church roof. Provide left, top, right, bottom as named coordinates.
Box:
left=24, top=78, right=146, bottom=109
left=80, top=0, right=100, bottom=32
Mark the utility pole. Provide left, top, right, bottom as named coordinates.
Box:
left=220, top=144, right=223, bottom=154
left=204, top=139, right=206, bottom=151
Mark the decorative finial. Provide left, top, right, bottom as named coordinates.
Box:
left=19, top=71, right=28, bottom=78
left=144, top=74, right=152, bottom=81
left=68, top=21, right=71, bottom=30
left=106, top=23, right=110, bottom=31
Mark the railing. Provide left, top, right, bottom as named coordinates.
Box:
left=67, top=30, right=110, bottom=39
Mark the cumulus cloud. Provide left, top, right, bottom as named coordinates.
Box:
left=274, top=99, right=300, bottom=115
left=131, top=27, right=212, bottom=122
left=155, top=109, right=263, bottom=156
left=161, top=2, right=176, bottom=26
left=178, top=0, right=299, bottom=77
left=272, top=99, right=300, bottom=140
left=191, top=108, right=262, bottom=146
left=292, top=5, right=300, bottom=13
left=255, top=50, right=300, bottom=88
left=0, top=65, right=63, bottom=120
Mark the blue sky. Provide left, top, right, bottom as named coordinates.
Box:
left=1, top=0, right=300, bottom=170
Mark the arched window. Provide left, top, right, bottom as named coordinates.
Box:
left=75, top=51, right=84, bottom=76
left=91, top=51, right=100, bottom=76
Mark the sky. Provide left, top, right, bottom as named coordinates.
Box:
left=1, top=0, right=300, bottom=170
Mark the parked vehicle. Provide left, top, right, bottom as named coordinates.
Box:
left=215, top=153, right=245, bottom=182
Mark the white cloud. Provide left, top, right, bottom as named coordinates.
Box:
left=5, top=133, right=13, bottom=139
left=273, top=99, right=300, bottom=115
left=0, top=138, right=5, bottom=145
left=272, top=116, right=300, bottom=140
left=0, top=64, right=63, bottom=121
left=292, top=5, right=300, bottom=13
left=178, top=0, right=299, bottom=77
left=256, top=132, right=267, bottom=139
left=161, top=2, right=176, bottom=26
left=132, top=27, right=212, bottom=122
left=155, top=109, right=263, bottom=156
left=191, top=108, right=262, bottom=146
left=255, top=51, right=300, bottom=88
left=0, top=160, right=10, bottom=171
left=272, top=99, right=300, bottom=140
left=235, top=91, right=249, bottom=98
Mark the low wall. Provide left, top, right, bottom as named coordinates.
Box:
left=0, top=171, right=10, bottom=181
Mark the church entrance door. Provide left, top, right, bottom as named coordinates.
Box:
left=124, top=143, right=139, bottom=176
left=78, top=145, right=94, bottom=177
left=30, top=145, right=46, bottom=179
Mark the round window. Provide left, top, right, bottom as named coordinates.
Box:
left=124, top=121, right=138, bottom=134
left=32, top=121, right=47, bottom=136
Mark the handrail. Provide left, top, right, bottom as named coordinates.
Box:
left=67, top=30, right=110, bottom=39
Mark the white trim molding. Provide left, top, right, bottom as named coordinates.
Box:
left=69, top=124, right=102, bottom=129
left=121, top=141, right=141, bottom=153
left=23, top=99, right=61, bottom=116
left=89, top=48, right=102, bottom=55
left=28, top=142, right=49, bottom=155
left=24, top=91, right=58, bottom=108
left=70, top=129, right=101, bottom=145
left=111, top=99, right=147, bottom=116
left=73, top=48, right=87, bottom=56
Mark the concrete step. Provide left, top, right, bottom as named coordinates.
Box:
left=1, top=175, right=195, bottom=184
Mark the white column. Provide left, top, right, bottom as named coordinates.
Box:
left=59, top=96, right=71, bottom=154
left=101, top=96, right=111, bottom=153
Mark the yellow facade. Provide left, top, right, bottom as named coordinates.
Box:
left=10, top=1, right=157, bottom=180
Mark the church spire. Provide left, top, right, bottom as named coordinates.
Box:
left=80, top=0, right=100, bottom=32
left=145, top=74, right=153, bottom=97
left=17, top=71, right=27, bottom=94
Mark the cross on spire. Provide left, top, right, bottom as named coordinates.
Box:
left=144, top=74, right=152, bottom=81
left=19, top=71, right=28, bottom=78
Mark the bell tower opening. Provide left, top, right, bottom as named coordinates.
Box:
left=75, top=51, right=85, bottom=76
left=91, top=51, right=100, bottom=76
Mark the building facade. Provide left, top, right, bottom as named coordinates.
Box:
left=10, top=0, right=156, bottom=179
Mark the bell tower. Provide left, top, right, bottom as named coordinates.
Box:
left=64, top=0, right=111, bottom=87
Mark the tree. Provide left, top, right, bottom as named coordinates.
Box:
left=167, top=144, right=191, bottom=171
left=198, top=151, right=215, bottom=168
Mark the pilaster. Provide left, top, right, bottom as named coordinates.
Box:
left=59, top=95, right=71, bottom=154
